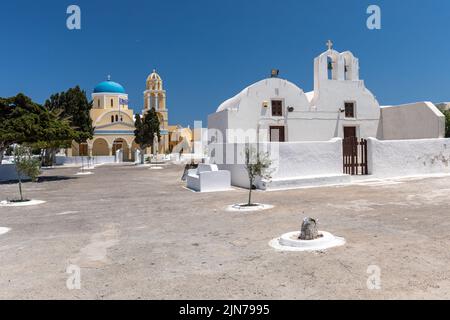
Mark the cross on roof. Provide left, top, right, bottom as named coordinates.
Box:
left=326, top=40, right=333, bottom=51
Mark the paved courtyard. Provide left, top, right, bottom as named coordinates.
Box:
left=1, top=164, right=450, bottom=299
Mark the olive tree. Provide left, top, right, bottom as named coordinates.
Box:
left=244, top=147, right=273, bottom=206
left=13, top=145, right=41, bottom=202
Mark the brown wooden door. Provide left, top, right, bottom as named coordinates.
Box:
left=344, top=126, right=357, bottom=139
left=270, top=126, right=285, bottom=142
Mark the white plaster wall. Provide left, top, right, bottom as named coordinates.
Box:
left=270, top=138, right=343, bottom=180
left=367, top=138, right=450, bottom=178
left=0, top=164, right=29, bottom=182
left=380, top=102, right=445, bottom=140
left=55, top=156, right=115, bottom=166
left=209, top=139, right=343, bottom=189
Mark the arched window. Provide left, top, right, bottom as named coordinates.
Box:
left=115, top=115, right=119, bottom=122
left=343, top=58, right=349, bottom=80
left=111, top=115, right=114, bottom=123
left=110, top=99, right=114, bottom=107
left=327, top=56, right=333, bottom=80
left=97, top=99, right=100, bottom=108
left=120, top=116, right=123, bottom=122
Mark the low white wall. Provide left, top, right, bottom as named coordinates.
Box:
left=0, top=164, right=30, bottom=182
left=368, top=137, right=450, bottom=178
left=210, top=138, right=343, bottom=188
left=55, top=156, right=115, bottom=166
left=381, top=102, right=445, bottom=140
left=270, top=138, right=343, bottom=180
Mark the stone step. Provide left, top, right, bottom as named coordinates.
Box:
left=261, top=174, right=352, bottom=191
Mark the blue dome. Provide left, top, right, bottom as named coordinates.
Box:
left=93, top=80, right=126, bottom=94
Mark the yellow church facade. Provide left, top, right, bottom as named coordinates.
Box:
left=69, top=70, right=191, bottom=161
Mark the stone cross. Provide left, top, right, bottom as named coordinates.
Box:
left=326, top=40, right=333, bottom=51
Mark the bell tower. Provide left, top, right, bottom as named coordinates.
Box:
left=143, top=69, right=169, bottom=153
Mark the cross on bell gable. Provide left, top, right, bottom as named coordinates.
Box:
left=326, top=40, right=333, bottom=51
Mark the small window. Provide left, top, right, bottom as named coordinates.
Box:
left=115, top=115, right=119, bottom=122
left=97, top=99, right=100, bottom=108
left=271, top=100, right=283, bottom=117
left=120, top=116, right=123, bottom=122
left=345, top=102, right=355, bottom=118
left=111, top=99, right=114, bottom=107
left=111, top=115, right=114, bottom=123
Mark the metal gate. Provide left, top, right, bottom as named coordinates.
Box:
left=343, top=137, right=368, bottom=175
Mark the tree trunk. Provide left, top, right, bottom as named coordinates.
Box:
left=248, top=178, right=253, bottom=206
left=0, top=147, right=5, bottom=164
left=18, top=177, right=23, bottom=201
left=299, top=218, right=321, bottom=240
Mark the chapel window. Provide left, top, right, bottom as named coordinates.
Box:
left=271, top=100, right=283, bottom=117
left=97, top=99, right=100, bottom=108
left=327, top=56, right=334, bottom=80
left=345, top=102, right=355, bottom=118
left=111, top=115, right=114, bottom=123
left=115, top=115, right=119, bottom=122
left=111, top=99, right=114, bottom=107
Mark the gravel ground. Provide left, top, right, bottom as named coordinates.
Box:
left=1, top=164, right=450, bottom=299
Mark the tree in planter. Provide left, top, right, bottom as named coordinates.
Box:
left=134, top=109, right=160, bottom=164
left=13, top=145, right=41, bottom=202
left=244, top=147, right=273, bottom=206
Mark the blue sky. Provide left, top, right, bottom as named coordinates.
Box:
left=1, top=0, right=450, bottom=126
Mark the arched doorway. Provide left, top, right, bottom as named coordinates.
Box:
left=112, top=138, right=131, bottom=161
left=92, top=138, right=110, bottom=156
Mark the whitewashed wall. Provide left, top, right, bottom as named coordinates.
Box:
left=0, top=164, right=29, bottom=182
left=270, top=138, right=343, bottom=179
left=368, top=138, right=450, bottom=177
left=55, top=156, right=115, bottom=166
left=209, top=139, right=343, bottom=189
left=381, top=102, right=445, bottom=140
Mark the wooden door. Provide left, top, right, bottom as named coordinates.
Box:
left=344, top=126, right=357, bottom=139
left=270, top=126, right=285, bottom=142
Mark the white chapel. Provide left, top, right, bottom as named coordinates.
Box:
left=208, top=42, right=444, bottom=144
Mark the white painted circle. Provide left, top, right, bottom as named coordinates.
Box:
left=226, top=203, right=274, bottom=212
left=75, top=171, right=93, bottom=175
left=269, top=231, right=346, bottom=252
left=0, top=227, right=11, bottom=235
left=0, top=200, right=46, bottom=207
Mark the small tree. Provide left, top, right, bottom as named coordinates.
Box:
left=134, top=109, right=160, bottom=163
left=443, top=110, right=450, bottom=138
left=245, top=147, right=273, bottom=206
left=13, top=145, right=41, bottom=202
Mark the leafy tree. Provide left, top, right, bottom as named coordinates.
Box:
left=13, top=145, right=41, bottom=202
left=43, top=86, right=93, bottom=165
left=244, top=147, right=273, bottom=206
left=0, top=94, right=76, bottom=164
left=443, top=110, right=450, bottom=138
left=134, top=109, right=161, bottom=162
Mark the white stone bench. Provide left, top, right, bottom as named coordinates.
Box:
left=186, top=164, right=231, bottom=192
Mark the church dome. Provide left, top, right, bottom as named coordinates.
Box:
left=93, top=80, right=126, bottom=94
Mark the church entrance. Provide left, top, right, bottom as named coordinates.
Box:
left=344, top=126, right=357, bottom=139
left=343, top=137, right=368, bottom=175
left=269, top=126, right=285, bottom=142
left=112, top=138, right=131, bottom=162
